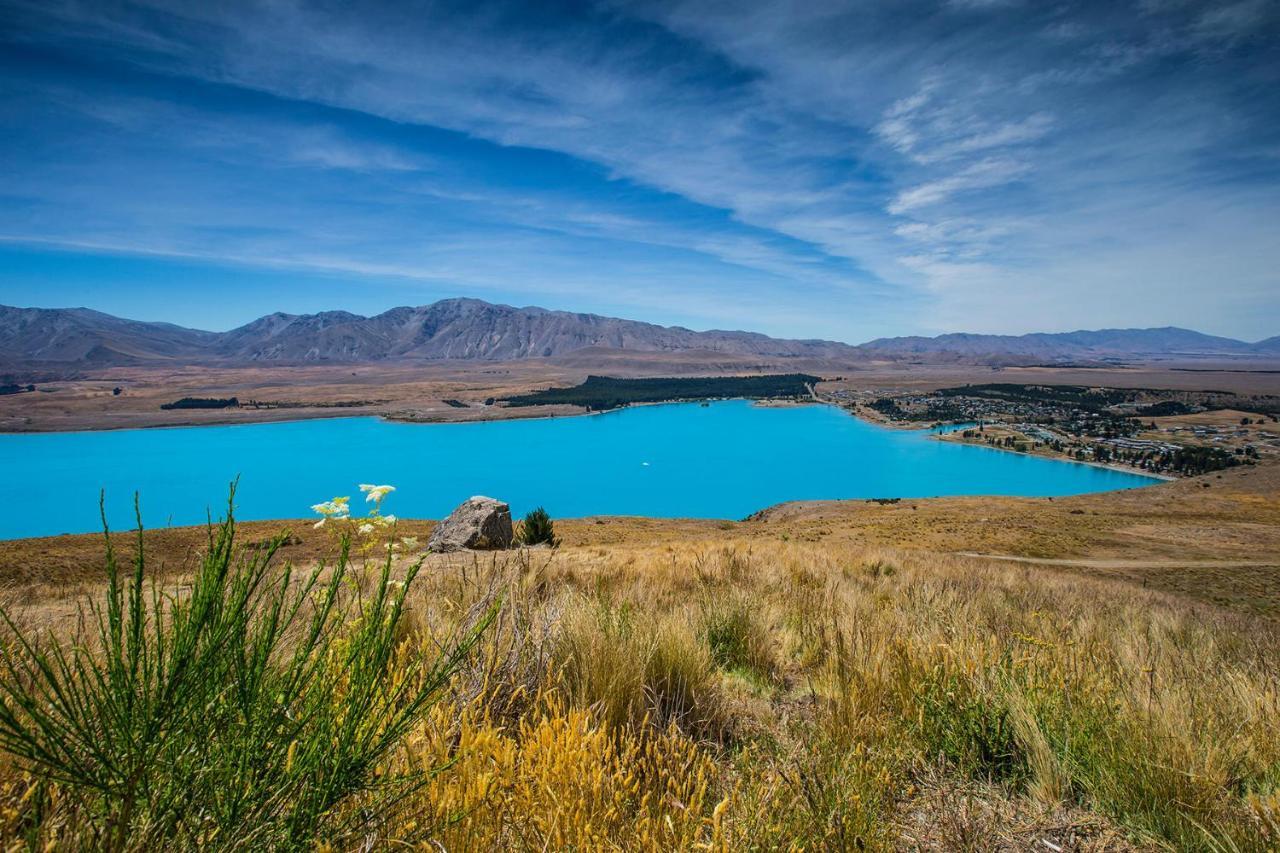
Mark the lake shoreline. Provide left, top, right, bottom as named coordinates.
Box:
left=6, top=392, right=1172, bottom=482
left=835, top=402, right=1176, bottom=482
left=1, top=399, right=1161, bottom=540
left=0, top=395, right=817, bottom=435
left=0, top=401, right=586, bottom=435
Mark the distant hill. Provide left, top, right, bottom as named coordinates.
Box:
left=0, top=307, right=215, bottom=366
left=859, top=327, right=1267, bottom=361
left=1254, top=335, right=1280, bottom=353
left=0, top=301, right=1274, bottom=371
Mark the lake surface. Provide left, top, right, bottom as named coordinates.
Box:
left=7, top=400, right=1159, bottom=539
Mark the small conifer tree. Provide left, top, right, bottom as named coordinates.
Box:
left=519, top=506, right=559, bottom=547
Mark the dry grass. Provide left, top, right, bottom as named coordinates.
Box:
left=1, top=467, right=1278, bottom=849
left=385, top=540, right=1278, bottom=850
left=6, top=531, right=1278, bottom=848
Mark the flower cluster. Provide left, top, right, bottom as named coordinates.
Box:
left=356, top=483, right=397, bottom=534
left=360, top=483, right=395, bottom=505
left=386, top=535, right=419, bottom=555
left=310, top=496, right=351, bottom=529
left=311, top=483, right=401, bottom=546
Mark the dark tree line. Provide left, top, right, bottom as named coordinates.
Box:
left=160, top=397, right=241, bottom=410
left=503, top=374, right=819, bottom=411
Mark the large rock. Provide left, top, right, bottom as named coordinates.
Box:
left=427, top=496, right=514, bottom=552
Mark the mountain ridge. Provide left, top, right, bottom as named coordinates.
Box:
left=0, top=300, right=1275, bottom=371
left=0, top=298, right=865, bottom=368
left=859, top=326, right=1267, bottom=359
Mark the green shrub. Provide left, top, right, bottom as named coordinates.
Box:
left=911, top=666, right=1026, bottom=786
left=699, top=596, right=775, bottom=686
left=863, top=558, right=897, bottom=578
left=0, top=492, right=491, bottom=851
left=519, top=506, right=559, bottom=547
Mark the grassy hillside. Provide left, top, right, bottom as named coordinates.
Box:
left=0, top=469, right=1277, bottom=849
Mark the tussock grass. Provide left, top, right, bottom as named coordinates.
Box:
left=2, top=519, right=1279, bottom=849
left=555, top=596, right=726, bottom=741
left=698, top=591, right=777, bottom=686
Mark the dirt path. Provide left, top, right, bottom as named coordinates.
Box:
left=954, top=552, right=1273, bottom=570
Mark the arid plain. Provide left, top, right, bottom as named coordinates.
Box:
left=5, top=355, right=1280, bottom=433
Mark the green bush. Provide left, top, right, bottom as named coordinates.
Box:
left=699, top=596, right=775, bottom=686
left=911, top=666, right=1026, bottom=786
left=519, top=506, right=559, bottom=547
left=0, top=492, right=491, bottom=851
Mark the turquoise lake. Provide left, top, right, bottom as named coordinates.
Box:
left=6, top=400, right=1159, bottom=539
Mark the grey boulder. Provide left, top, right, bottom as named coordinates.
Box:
left=427, top=496, right=514, bottom=552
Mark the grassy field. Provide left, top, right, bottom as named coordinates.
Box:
left=0, top=465, right=1277, bottom=849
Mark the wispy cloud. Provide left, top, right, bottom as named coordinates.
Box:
left=0, top=0, right=1277, bottom=339
left=888, top=158, right=1031, bottom=214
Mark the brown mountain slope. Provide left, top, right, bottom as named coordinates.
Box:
left=0, top=306, right=214, bottom=366
left=2, top=301, right=1275, bottom=372
left=0, top=299, right=862, bottom=370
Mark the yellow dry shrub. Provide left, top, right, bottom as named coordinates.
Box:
left=393, top=697, right=727, bottom=851
left=1246, top=790, right=1280, bottom=847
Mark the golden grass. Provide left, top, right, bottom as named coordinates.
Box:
left=2, top=467, right=1279, bottom=849
left=393, top=539, right=1276, bottom=849
left=142, top=538, right=1277, bottom=849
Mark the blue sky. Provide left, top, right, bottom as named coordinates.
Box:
left=1, top=0, right=1277, bottom=342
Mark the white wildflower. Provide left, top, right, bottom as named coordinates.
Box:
left=313, top=519, right=325, bottom=529
left=360, top=484, right=396, bottom=503
left=358, top=523, right=375, bottom=535
left=401, top=536, right=419, bottom=549
left=311, top=496, right=352, bottom=519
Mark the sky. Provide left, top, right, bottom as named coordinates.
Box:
left=0, top=0, right=1278, bottom=343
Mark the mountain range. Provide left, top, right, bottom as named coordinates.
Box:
left=1, top=299, right=1276, bottom=372
left=861, top=328, right=1280, bottom=361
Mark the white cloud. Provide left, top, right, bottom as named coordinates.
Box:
left=888, top=158, right=1029, bottom=214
